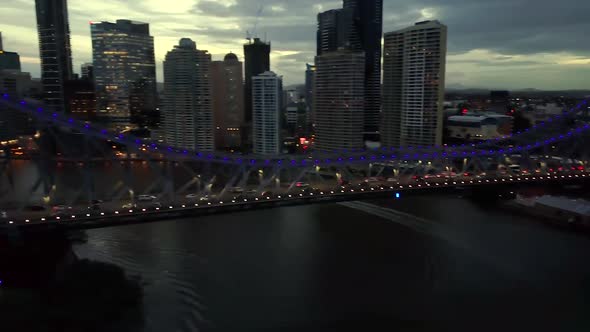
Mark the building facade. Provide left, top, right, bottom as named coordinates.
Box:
left=382, top=20, right=447, bottom=148
left=446, top=114, right=513, bottom=141
left=305, top=63, right=316, bottom=123
left=211, top=53, right=244, bottom=151
left=314, top=50, right=365, bottom=151
left=243, top=38, right=270, bottom=124
left=81, top=62, right=94, bottom=82
left=316, top=9, right=357, bottom=56
left=64, top=79, right=96, bottom=120
left=162, top=38, right=213, bottom=152
left=343, top=0, right=383, bottom=138
left=34, top=0, right=74, bottom=112
left=0, top=33, right=21, bottom=72
left=91, top=19, right=157, bottom=127
left=0, top=70, right=35, bottom=139
left=252, top=71, right=282, bottom=155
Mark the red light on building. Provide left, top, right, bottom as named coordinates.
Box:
left=462, top=109, right=468, bottom=115
left=299, top=137, right=306, bottom=145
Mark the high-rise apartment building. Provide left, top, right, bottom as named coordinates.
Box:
left=252, top=71, right=282, bottom=155
left=244, top=38, right=270, bottom=123
left=162, top=38, right=213, bottom=152
left=211, top=53, right=244, bottom=150
left=381, top=20, right=447, bottom=147
left=34, top=0, right=74, bottom=112
left=91, top=19, right=156, bottom=127
left=314, top=50, right=365, bottom=151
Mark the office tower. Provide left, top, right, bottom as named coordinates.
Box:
left=34, top=0, right=74, bottom=112
left=342, top=0, right=382, bottom=139
left=91, top=19, right=157, bottom=127
left=252, top=71, right=282, bottom=155
left=211, top=53, right=244, bottom=151
left=314, top=50, right=365, bottom=151
left=162, top=38, right=213, bottom=152
left=81, top=62, right=94, bottom=82
left=244, top=38, right=270, bottom=123
left=316, top=8, right=357, bottom=55
left=381, top=20, right=448, bottom=148
left=0, top=33, right=21, bottom=72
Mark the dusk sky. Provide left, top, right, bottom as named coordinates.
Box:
left=1, top=0, right=589, bottom=89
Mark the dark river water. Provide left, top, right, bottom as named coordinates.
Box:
left=70, top=194, right=590, bottom=331
left=2, top=161, right=590, bottom=330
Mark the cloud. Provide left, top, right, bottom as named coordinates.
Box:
left=1, top=0, right=588, bottom=89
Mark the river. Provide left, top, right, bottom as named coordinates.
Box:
left=70, top=194, right=590, bottom=331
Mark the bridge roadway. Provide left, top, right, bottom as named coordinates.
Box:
left=2, top=170, right=589, bottom=232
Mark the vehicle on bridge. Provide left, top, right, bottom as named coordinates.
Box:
left=51, top=205, right=73, bottom=216
left=229, top=187, right=244, bottom=193
left=138, top=195, right=158, bottom=202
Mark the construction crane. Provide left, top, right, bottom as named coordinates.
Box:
left=246, top=3, right=264, bottom=42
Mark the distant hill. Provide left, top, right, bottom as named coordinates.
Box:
left=446, top=87, right=590, bottom=98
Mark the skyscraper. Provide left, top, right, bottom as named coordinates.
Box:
left=252, top=71, right=282, bottom=155
left=91, top=19, right=156, bottom=127
left=162, top=38, right=214, bottom=152
left=244, top=38, right=270, bottom=123
left=211, top=53, right=244, bottom=150
left=314, top=50, right=365, bottom=151
left=343, top=0, right=383, bottom=139
left=316, top=9, right=357, bottom=56
left=34, top=0, right=74, bottom=112
left=304, top=63, right=316, bottom=128
left=381, top=20, right=448, bottom=148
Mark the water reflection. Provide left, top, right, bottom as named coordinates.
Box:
left=0, top=231, right=144, bottom=332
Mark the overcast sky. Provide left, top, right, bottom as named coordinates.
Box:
left=1, top=0, right=589, bottom=89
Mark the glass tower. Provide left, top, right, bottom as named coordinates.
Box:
left=34, top=0, right=74, bottom=112
left=343, top=0, right=383, bottom=139
left=91, top=20, right=156, bottom=127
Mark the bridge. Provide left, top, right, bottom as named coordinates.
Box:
left=1, top=93, right=589, bottom=231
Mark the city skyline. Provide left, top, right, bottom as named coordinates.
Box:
left=1, top=0, right=589, bottom=89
